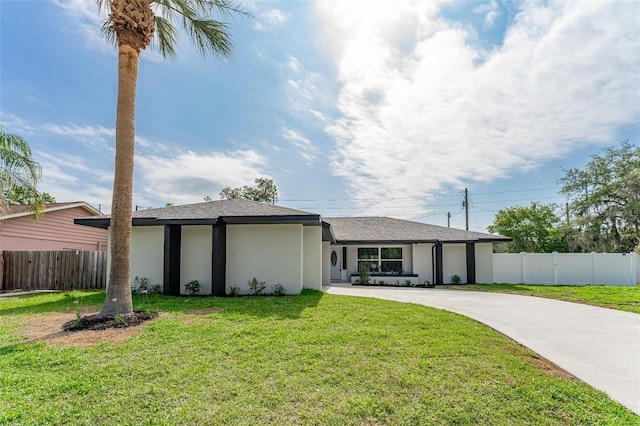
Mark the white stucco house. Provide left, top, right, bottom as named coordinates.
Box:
left=76, top=199, right=509, bottom=295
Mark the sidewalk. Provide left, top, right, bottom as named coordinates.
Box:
left=324, top=285, right=640, bottom=415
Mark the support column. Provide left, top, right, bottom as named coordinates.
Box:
left=211, top=220, right=227, bottom=296
left=435, top=242, right=443, bottom=285
left=466, top=242, right=476, bottom=284
left=163, top=225, right=181, bottom=296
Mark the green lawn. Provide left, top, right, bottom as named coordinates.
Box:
left=1, top=291, right=638, bottom=425
left=438, top=284, right=640, bottom=314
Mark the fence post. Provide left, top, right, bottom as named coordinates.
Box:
left=591, top=252, right=596, bottom=285
left=521, top=252, right=527, bottom=284
left=553, top=252, right=558, bottom=285
left=630, top=252, right=637, bottom=286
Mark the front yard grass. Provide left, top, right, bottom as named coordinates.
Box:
left=438, top=284, right=640, bottom=314
left=1, top=290, right=638, bottom=425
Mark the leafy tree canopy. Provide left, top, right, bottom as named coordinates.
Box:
left=559, top=141, right=639, bottom=253
left=218, top=178, right=278, bottom=204
left=487, top=202, right=571, bottom=253
left=5, top=186, right=55, bottom=206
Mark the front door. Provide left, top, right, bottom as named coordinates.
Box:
left=330, top=248, right=342, bottom=280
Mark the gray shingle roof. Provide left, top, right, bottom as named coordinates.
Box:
left=75, top=199, right=321, bottom=228
left=131, top=198, right=318, bottom=219
left=323, top=216, right=509, bottom=243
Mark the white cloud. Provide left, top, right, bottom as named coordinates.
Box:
left=281, top=127, right=317, bottom=163
left=135, top=149, right=269, bottom=205
left=41, top=123, right=115, bottom=150
left=254, top=8, right=289, bottom=32
left=50, top=0, right=110, bottom=52
left=315, top=0, right=640, bottom=216
left=0, top=112, right=39, bottom=135
left=287, top=56, right=301, bottom=73
left=474, top=0, right=501, bottom=29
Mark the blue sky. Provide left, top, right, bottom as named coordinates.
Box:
left=1, top=0, right=638, bottom=232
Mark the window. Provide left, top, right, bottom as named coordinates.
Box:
left=358, top=247, right=403, bottom=274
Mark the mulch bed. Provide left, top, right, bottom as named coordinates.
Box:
left=63, top=310, right=159, bottom=332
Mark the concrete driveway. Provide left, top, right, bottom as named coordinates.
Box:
left=324, top=285, right=640, bottom=415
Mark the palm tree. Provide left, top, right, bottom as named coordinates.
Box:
left=0, top=129, right=46, bottom=218
left=96, top=0, right=246, bottom=318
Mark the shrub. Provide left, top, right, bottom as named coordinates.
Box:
left=272, top=284, right=285, bottom=296
left=248, top=277, right=266, bottom=296
left=379, top=280, right=386, bottom=286
left=134, top=276, right=150, bottom=292
left=150, top=284, right=162, bottom=294
left=185, top=280, right=201, bottom=296
left=358, top=267, right=370, bottom=285
left=405, top=279, right=413, bottom=286
left=228, top=286, right=240, bottom=297
left=451, top=275, right=461, bottom=285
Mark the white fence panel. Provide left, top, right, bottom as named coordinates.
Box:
left=492, top=254, right=523, bottom=283
left=493, top=252, right=637, bottom=286
left=556, top=254, right=593, bottom=285
left=524, top=254, right=555, bottom=284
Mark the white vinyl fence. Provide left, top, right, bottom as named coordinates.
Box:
left=493, top=252, right=638, bottom=286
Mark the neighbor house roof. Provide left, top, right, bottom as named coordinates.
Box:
left=1, top=201, right=102, bottom=220
left=323, top=216, right=510, bottom=244
left=75, top=198, right=323, bottom=229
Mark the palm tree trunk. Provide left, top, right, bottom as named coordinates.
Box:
left=100, top=43, right=139, bottom=319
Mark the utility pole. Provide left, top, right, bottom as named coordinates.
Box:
left=447, top=212, right=451, bottom=227
left=464, top=188, right=469, bottom=231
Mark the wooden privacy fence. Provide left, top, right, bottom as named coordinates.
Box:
left=2, top=250, right=107, bottom=291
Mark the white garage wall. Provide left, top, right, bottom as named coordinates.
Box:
left=303, top=226, right=323, bottom=290
left=322, top=241, right=331, bottom=285
left=226, top=224, right=303, bottom=295
left=443, top=244, right=466, bottom=284
left=412, top=243, right=434, bottom=284
left=129, top=226, right=164, bottom=290
left=475, top=243, right=494, bottom=283
left=180, top=225, right=212, bottom=295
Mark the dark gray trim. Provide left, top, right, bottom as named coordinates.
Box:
left=211, top=220, right=227, bottom=296
left=322, top=221, right=337, bottom=243
left=335, top=238, right=509, bottom=245
left=435, top=242, right=443, bottom=285
left=342, top=246, right=347, bottom=271
left=466, top=243, right=476, bottom=284
left=163, top=225, right=182, bottom=296
left=76, top=215, right=324, bottom=229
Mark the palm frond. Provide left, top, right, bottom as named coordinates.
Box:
left=100, top=19, right=118, bottom=50
left=153, top=16, right=178, bottom=59
left=150, top=0, right=247, bottom=59
left=189, top=19, right=233, bottom=58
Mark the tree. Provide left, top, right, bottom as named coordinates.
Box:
left=96, top=0, right=246, bottom=318
left=5, top=186, right=56, bottom=206
left=0, top=129, right=47, bottom=218
left=559, top=141, right=640, bottom=253
left=219, top=177, right=278, bottom=204
left=487, top=202, right=571, bottom=253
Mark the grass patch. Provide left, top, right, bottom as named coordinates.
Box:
left=1, top=290, right=638, bottom=425
left=438, top=284, right=640, bottom=314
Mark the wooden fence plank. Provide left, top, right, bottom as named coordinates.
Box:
left=1, top=250, right=107, bottom=291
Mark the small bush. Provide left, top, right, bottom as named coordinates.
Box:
left=378, top=280, right=386, bottom=285
left=228, top=286, right=240, bottom=297
left=185, top=280, right=201, bottom=296
left=405, top=279, right=413, bottom=286
left=248, top=278, right=266, bottom=296
left=358, top=267, right=370, bottom=285
left=451, top=275, right=461, bottom=285
left=150, top=284, right=162, bottom=294
left=272, top=284, right=285, bottom=296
